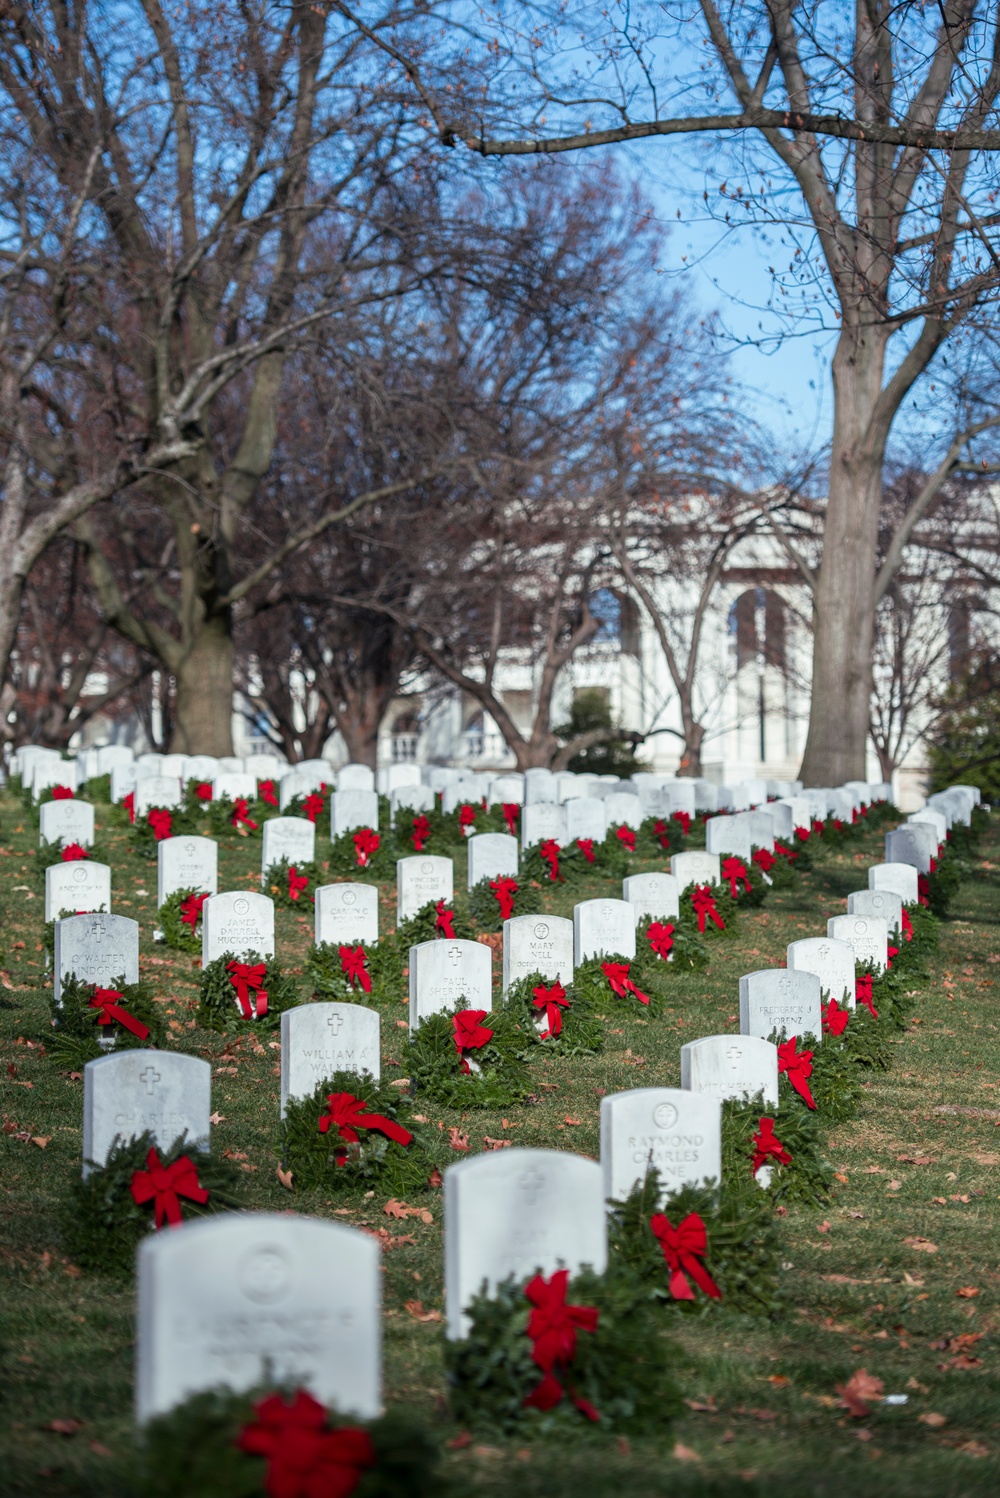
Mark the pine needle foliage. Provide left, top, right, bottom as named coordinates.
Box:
left=158, top=886, right=206, bottom=953
left=197, top=952, right=299, bottom=1033
left=467, top=876, right=542, bottom=932
left=51, top=974, right=166, bottom=1066
left=280, top=1070, right=439, bottom=1195
left=262, top=856, right=322, bottom=910
left=504, top=973, right=604, bottom=1057
left=403, top=1001, right=530, bottom=1110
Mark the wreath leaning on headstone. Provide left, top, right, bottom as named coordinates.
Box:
left=261, top=856, right=322, bottom=910
left=572, top=950, right=667, bottom=1016
left=402, top=1000, right=530, bottom=1110
left=134, top=1388, right=439, bottom=1498
left=51, top=974, right=167, bottom=1067
left=34, top=836, right=109, bottom=888
left=197, top=951, right=299, bottom=1033
left=158, top=887, right=210, bottom=954
left=61, top=1131, right=244, bottom=1277
left=328, top=825, right=394, bottom=880
left=306, top=938, right=401, bottom=1004
left=504, top=972, right=604, bottom=1057
left=467, top=875, right=543, bottom=933
left=132, top=804, right=198, bottom=859
left=393, top=898, right=475, bottom=948
left=635, top=913, right=709, bottom=972
left=280, top=1070, right=441, bottom=1196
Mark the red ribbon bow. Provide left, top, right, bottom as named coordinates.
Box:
left=61, top=842, right=89, bottom=862
left=652, top=819, right=671, bottom=851
left=411, top=814, right=431, bottom=851
left=672, top=810, right=692, bottom=837
left=812, top=818, right=825, bottom=836
left=794, top=825, right=810, bottom=843
left=237, top=1388, right=376, bottom=1498
left=649, top=1211, right=722, bottom=1301
left=929, top=855, right=938, bottom=873
left=721, top=856, right=750, bottom=898
left=180, top=890, right=209, bottom=929
left=751, top=1116, right=792, bottom=1175
left=646, top=921, right=674, bottom=959
left=774, top=839, right=798, bottom=860
left=452, top=1009, right=493, bottom=1072
left=89, top=986, right=150, bottom=1040
left=601, top=960, right=651, bottom=1006
left=303, top=791, right=325, bottom=824
left=435, top=900, right=455, bottom=938
left=575, top=837, right=595, bottom=864
left=887, top=943, right=899, bottom=970
left=501, top=803, right=519, bottom=835
left=338, top=944, right=372, bottom=994
left=539, top=839, right=561, bottom=881
left=129, top=1146, right=209, bottom=1229
left=287, top=866, right=309, bottom=902
left=523, top=1270, right=600, bottom=1421
left=901, top=907, right=913, bottom=942
left=490, top=876, right=519, bottom=920
left=917, top=873, right=930, bottom=906
left=690, top=884, right=724, bottom=932
left=52, top=785, right=74, bottom=800
left=258, top=779, right=278, bottom=807
left=226, top=960, right=269, bottom=1019
left=195, top=781, right=213, bottom=802
left=123, top=791, right=136, bottom=824
left=458, top=803, right=476, bottom=831
left=147, top=808, right=173, bottom=841
left=232, top=797, right=258, bottom=830
left=752, top=847, right=776, bottom=875
left=353, top=827, right=380, bottom=867
left=855, top=973, right=878, bottom=1017
left=777, top=1035, right=816, bottom=1109
left=318, top=1092, right=413, bottom=1163
left=615, top=825, right=635, bottom=853
left=822, top=998, right=849, bottom=1036
left=532, top=981, right=569, bottom=1038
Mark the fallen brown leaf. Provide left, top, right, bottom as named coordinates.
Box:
left=563, top=1116, right=583, bottom=1126
left=918, top=1412, right=947, bottom=1428
left=384, top=1199, right=409, bottom=1220
left=44, top=1419, right=82, bottom=1436
left=404, top=1299, right=442, bottom=1323
left=904, top=1237, right=938, bottom=1253
left=957, top=1286, right=980, bottom=1298
left=672, top=1442, right=701, bottom=1463
left=483, top=1136, right=512, bottom=1150
left=834, top=1171, right=849, bottom=1183
left=448, top=1128, right=470, bottom=1152
left=209, top=1111, right=225, bottom=1125
left=684, top=1397, right=718, bottom=1413
left=31, top=1136, right=50, bottom=1148
left=275, top=1166, right=293, bottom=1191
left=897, top=1154, right=934, bottom=1166
left=836, top=1368, right=884, bottom=1417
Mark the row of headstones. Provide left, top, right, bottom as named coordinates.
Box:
left=100, top=780, right=979, bottom=1421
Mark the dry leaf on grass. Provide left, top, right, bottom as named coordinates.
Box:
left=208, top=1112, right=225, bottom=1125
left=684, top=1397, right=718, bottom=1413
left=836, top=1368, right=884, bottom=1417
left=31, top=1136, right=50, bottom=1148
left=448, top=1128, right=469, bottom=1152
left=361, top=1227, right=416, bottom=1249
left=275, top=1166, right=293, bottom=1191
left=44, top=1419, right=82, bottom=1436
left=918, top=1412, right=948, bottom=1427
left=563, top=1116, right=583, bottom=1126
left=672, top=1442, right=701, bottom=1463
left=383, top=1200, right=433, bottom=1224
left=956, top=1286, right=980, bottom=1298
left=483, top=1136, right=511, bottom=1150
left=957, top=1440, right=989, bottom=1457
left=904, top=1237, right=939, bottom=1253
left=404, top=1299, right=442, bottom=1323
left=897, top=1154, right=934, bottom=1166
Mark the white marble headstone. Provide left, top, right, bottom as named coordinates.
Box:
left=390, top=784, right=435, bottom=826
left=600, top=1087, right=722, bottom=1202
left=680, top=1034, right=779, bottom=1107
left=45, top=860, right=111, bottom=923
left=488, top=776, right=525, bottom=807
left=280, top=1003, right=381, bottom=1113
left=261, top=817, right=316, bottom=874
left=467, top=832, right=519, bottom=889
left=83, top=1050, right=210, bottom=1175
left=739, top=968, right=822, bottom=1041
left=869, top=861, right=919, bottom=904
left=502, top=914, right=574, bottom=994
left=408, top=939, right=491, bottom=1029
left=603, top=792, right=643, bottom=831
left=520, top=802, right=566, bottom=850
left=444, top=1149, right=607, bottom=1338
left=573, top=898, right=636, bottom=963
left=134, top=776, right=182, bottom=818
left=136, top=1215, right=380, bottom=1421
left=330, top=789, right=379, bottom=839
left=314, top=883, right=379, bottom=947
left=827, top=914, right=889, bottom=974
left=787, top=937, right=855, bottom=1005
left=564, top=797, right=608, bottom=843
left=40, top=800, right=95, bottom=848
left=622, top=873, right=679, bottom=923
left=111, top=764, right=137, bottom=804
left=396, top=855, right=453, bottom=923
left=279, top=768, right=325, bottom=812
left=670, top=851, right=721, bottom=891
left=54, top=912, right=139, bottom=1004
left=885, top=825, right=936, bottom=873
left=337, top=764, right=375, bottom=792
left=157, top=836, right=218, bottom=907
left=848, top=887, right=903, bottom=935
left=705, top=815, right=752, bottom=860
left=523, top=769, right=559, bottom=804
left=202, top=891, right=275, bottom=964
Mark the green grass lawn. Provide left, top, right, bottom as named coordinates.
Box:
left=1, top=794, right=998, bottom=1496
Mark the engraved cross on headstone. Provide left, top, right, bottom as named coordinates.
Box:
left=518, top=1166, right=546, bottom=1205
left=140, top=1065, right=161, bottom=1096
left=447, top=946, right=461, bottom=966
left=327, top=1012, right=345, bottom=1035
left=726, top=1045, right=743, bottom=1069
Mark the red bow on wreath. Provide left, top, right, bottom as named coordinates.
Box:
left=652, top=819, right=671, bottom=851
left=458, top=804, right=476, bottom=832
left=777, top=1035, right=816, bottom=1109
left=318, top=1092, right=413, bottom=1161
left=752, top=847, right=776, bottom=875
left=237, top=1389, right=375, bottom=1498
left=501, top=803, right=519, bottom=835
left=646, top=921, right=674, bottom=959
left=855, top=973, right=878, bottom=1017
left=353, top=827, right=379, bottom=867
left=539, top=839, right=561, bottom=881
left=287, top=866, right=309, bottom=902
left=615, top=825, right=635, bottom=853
left=774, top=839, right=798, bottom=860
left=303, top=791, right=325, bottom=824
left=811, top=818, right=825, bottom=836
left=435, top=900, right=455, bottom=938
left=690, top=884, right=724, bottom=932
left=231, top=797, right=258, bottom=831
left=523, top=1269, right=600, bottom=1421
left=52, top=785, right=74, bottom=800
left=822, top=998, right=849, bottom=1036
left=649, top=1211, right=722, bottom=1301
left=129, top=1146, right=209, bottom=1229
left=339, top=944, right=372, bottom=994
left=180, top=891, right=209, bottom=929
left=490, top=876, right=519, bottom=920
left=123, top=791, right=136, bottom=824
left=89, top=986, right=150, bottom=1040
left=226, top=960, right=269, bottom=1019
left=721, top=857, right=750, bottom=898
left=194, top=781, right=213, bottom=802
left=147, top=808, right=173, bottom=841
left=61, top=842, right=88, bottom=862
left=532, top=980, right=569, bottom=1038
left=794, top=825, right=810, bottom=843
left=601, top=960, right=651, bottom=1006
left=258, top=779, right=278, bottom=808
left=901, top=907, right=913, bottom=942
left=886, top=943, right=899, bottom=970
left=411, top=814, right=431, bottom=851
left=751, top=1116, right=792, bottom=1175
left=917, top=873, right=930, bottom=907
left=453, top=1009, right=493, bottom=1072
left=672, top=810, right=692, bottom=837
left=575, top=837, right=595, bottom=864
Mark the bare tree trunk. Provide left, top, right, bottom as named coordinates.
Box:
left=677, top=718, right=704, bottom=777
left=170, top=613, right=235, bottom=754
left=799, top=326, right=886, bottom=785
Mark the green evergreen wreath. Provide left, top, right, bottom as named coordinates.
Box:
left=572, top=952, right=666, bottom=1017
left=403, top=1000, right=530, bottom=1110
left=262, top=856, right=322, bottom=910
left=636, top=814, right=688, bottom=860
left=197, top=951, right=299, bottom=1033
left=280, top=1070, right=440, bottom=1195
left=774, top=1029, right=863, bottom=1124
left=328, top=826, right=394, bottom=880
left=634, top=914, right=709, bottom=973
left=51, top=974, right=167, bottom=1067
left=754, top=846, right=800, bottom=891
left=158, top=887, right=208, bottom=954
left=390, top=803, right=449, bottom=857
left=206, top=793, right=266, bottom=838
left=83, top=773, right=111, bottom=803
left=394, top=898, right=474, bottom=948
left=61, top=1131, right=243, bottom=1276
left=467, top=875, right=542, bottom=933
left=132, top=805, right=198, bottom=860
left=681, top=877, right=739, bottom=936
left=722, top=1094, right=832, bottom=1207
left=34, top=837, right=109, bottom=887
left=607, top=1168, right=783, bottom=1317
left=521, top=835, right=627, bottom=886
left=445, top=1266, right=682, bottom=1437
left=898, top=904, right=939, bottom=968
left=305, top=939, right=403, bottom=1004
left=442, top=801, right=485, bottom=843
left=504, top=972, right=604, bottom=1057
left=922, top=848, right=964, bottom=917
left=135, top=1389, right=439, bottom=1498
